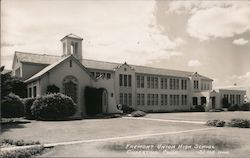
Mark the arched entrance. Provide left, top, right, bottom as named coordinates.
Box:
left=63, top=76, right=78, bottom=103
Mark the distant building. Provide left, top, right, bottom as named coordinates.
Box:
left=12, top=34, right=246, bottom=116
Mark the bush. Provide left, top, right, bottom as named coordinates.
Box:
left=228, top=104, right=240, bottom=111
left=23, top=98, right=37, bottom=119
left=31, top=93, right=77, bottom=120
left=206, top=120, right=225, bottom=127
left=131, top=110, right=146, bottom=117
left=240, top=103, right=250, bottom=111
left=121, top=105, right=135, bottom=114
left=228, top=119, right=250, bottom=128
left=1, top=93, right=24, bottom=118
left=191, top=105, right=205, bottom=112
left=0, top=145, right=44, bottom=158
left=1, top=139, right=40, bottom=146
left=46, top=84, right=60, bottom=94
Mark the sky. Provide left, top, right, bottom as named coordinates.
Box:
left=1, top=0, right=250, bottom=89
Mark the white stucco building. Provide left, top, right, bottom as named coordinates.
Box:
left=12, top=34, right=246, bottom=116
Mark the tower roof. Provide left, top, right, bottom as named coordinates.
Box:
left=61, top=33, right=83, bottom=41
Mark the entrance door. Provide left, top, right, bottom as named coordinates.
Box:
left=211, top=97, right=216, bottom=109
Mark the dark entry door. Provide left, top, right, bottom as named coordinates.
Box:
left=211, top=97, right=216, bottom=109
left=84, top=87, right=103, bottom=115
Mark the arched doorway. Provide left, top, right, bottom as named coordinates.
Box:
left=63, top=76, right=78, bottom=103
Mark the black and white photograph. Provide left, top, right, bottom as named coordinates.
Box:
left=1, top=0, right=250, bottom=157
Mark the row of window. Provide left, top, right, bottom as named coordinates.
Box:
left=135, top=94, right=188, bottom=106
left=224, top=94, right=242, bottom=105
left=201, top=83, right=210, bottom=90
left=119, top=93, right=132, bottom=106
left=91, top=72, right=111, bottom=79
left=136, top=75, right=187, bottom=90
left=119, top=74, right=132, bottom=87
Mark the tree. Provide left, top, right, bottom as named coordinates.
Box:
left=1, top=66, right=27, bottom=99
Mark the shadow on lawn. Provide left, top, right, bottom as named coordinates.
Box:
left=1, top=122, right=28, bottom=133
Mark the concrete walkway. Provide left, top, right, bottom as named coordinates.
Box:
left=124, top=116, right=206, bottom=124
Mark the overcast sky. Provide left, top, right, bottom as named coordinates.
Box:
left=1, top=0, right=250, bottom=88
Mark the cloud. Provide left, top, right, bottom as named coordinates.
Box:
left=232, top=72, right=250, bottom=80
left=167, top=1, right=250, bottom=41
left=187, top=59, right=201, bottom=67
left=187, top=5, right=250, bottom=41
left=233, top=38, right=249, bottom=45
left=1, top=0, right=186, bottom=68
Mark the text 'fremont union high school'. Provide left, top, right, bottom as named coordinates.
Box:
left=12, top=34, right=246, bottom=117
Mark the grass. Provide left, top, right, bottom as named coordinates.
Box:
left=0, top=145, right=44, bottom=158
left=103, top=134, right=240, bottom=152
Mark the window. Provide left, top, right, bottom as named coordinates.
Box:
left=128, top=93, right=132, bottom=106
left=155, top=94, right=158, bottom=105
left=164, top=94, right=168, bottom=105
left=137, top=94, right=140, bottom=105
left=28, top=88, right=32, bottom=98
left=164, top=78, right=168, bottom=89
left=161, top=94, right=164, bottom=105
left=194, top=80, right=199, bottom=89
left=119, top=74, right=123, bottom=86
left=137, top=76, right=140, bottom=88
left=176, top=79, right=179, bottom=90
left=33, top=86, right=37, bottom=97
left=120, top=93, right=123, bottom=104
left=176, top=95, right=179, bottom=105
left=193, top=97, right=198, bottom=105
left=124, top=93, right=128, bottom=105
left=128, top=75, right=131, bottom=87
left=151, top=77, right=154, bottom=89
left=124, top=75, right=127, bottom=87
left=170, top=79, right=173, bottom=90
left=181, top=80, right=187, bottom=90
left=154, top=78, right=158, bottom=89
left=140, top=76, right=144, bottom=88
left=147, top=77, right=150, bottom=88
left=147, top=94, right=150, bottom=105
left=107, top=73, right=111, bottom=79
left=151, top=94, right=154, bottom=105
left=101, top=73, right=105, bottom=78
left=161, top=78, right=164, bottom=89
left=141, top=94, right=145, bottom=105
left=96, top=72, right=100, bottom=78
left=170, top=95, right=173, bottom=105
left=69, top=60, right=72, bottom=67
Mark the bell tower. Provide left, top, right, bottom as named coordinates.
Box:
left=61, top=33, right=83, bottom=60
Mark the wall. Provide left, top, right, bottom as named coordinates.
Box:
left=39, top=57, right=94, bottom=117
left=22, top=62, right=48, bottom=80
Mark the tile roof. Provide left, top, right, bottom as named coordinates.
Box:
left=16, top=51, right=213, bottom=80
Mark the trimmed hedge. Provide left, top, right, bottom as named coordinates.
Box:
left=206, top=120, right=225, bottom=127
left=121, top=105, right=135, bottom=114
left=46, top=84, right=60, bottom=94
left=228, top=104, right=240, bottom=111
left=23, top=98, right=36, bottom=119
left=1, top=93, right=24, bottom=118
left=228, top=119, right=250, bottom=128
left=31, top=93, right=76, bottom=120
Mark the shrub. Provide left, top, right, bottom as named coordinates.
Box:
left=1, top=93, right=24, bottom=118
left=121, top=105, right=135, bottom=114
left=131, top=110, right=146, bottom=117
left=228, top=119, right=250, bottom=128
left=46, top=84, right=60, bottom=94
left=206, top=120, right=225, bottom=127
left=240, top=103, right=250, bottom=111
left=0, top=145, right=44, bottom=158
left=1, top=139, right=40, bottom=146
left=31, top=93, right=77, bottom=120
left=228, top=104, right=240, bottom=111
left=23, top=98, right=37, bottom=119
left=191, top=105, right=205, bottom=112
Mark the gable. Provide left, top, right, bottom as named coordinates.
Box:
left=25, top=55, right=95, bottom=83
